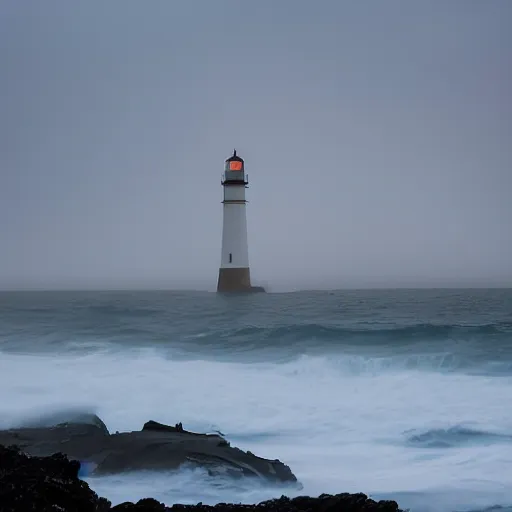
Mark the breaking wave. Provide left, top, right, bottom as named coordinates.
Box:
left=404, top=426, right=512, bottom=449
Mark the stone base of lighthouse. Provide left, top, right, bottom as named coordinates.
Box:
left=217, top=268, right=266, bottom=293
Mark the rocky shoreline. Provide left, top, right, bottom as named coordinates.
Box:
left=0, top=444, right=404, bottom=512
left=0, top=414, right=296, bottom=483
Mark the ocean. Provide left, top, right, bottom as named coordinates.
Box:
left=0, top=289, right=511, bottom=512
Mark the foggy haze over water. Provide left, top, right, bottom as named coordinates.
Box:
left=1, top=1, right=511, bottom=291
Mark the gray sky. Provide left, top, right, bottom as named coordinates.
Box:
left=1, top=0, right=511, bottom=291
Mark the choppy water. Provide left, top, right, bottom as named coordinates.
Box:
left=1, top=289, right=511, bottom=512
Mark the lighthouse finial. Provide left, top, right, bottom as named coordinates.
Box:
left=233, top=148, right=237, bottom=157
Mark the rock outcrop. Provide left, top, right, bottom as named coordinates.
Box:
left=0, top=415, right=295, bottom=484
left=0, top=444, right=111, bottom=512
left=0, top=443, right=404, bottom=512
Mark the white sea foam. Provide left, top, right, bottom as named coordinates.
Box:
left=1, top=349, right=511, bottom=512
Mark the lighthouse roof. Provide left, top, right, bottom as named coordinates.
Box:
left=226, top=149, right=244, bottom=163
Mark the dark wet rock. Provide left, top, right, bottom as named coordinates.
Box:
left=12, top=410, right=110, bottom=435
left=142, top=421, right=186, bottom=434
left=110, top=494, right=402, bottom=511
left=0, top=415, right=295, bottom=484
left=0, top=444, right=403, bottom=512
left=111, top=498, right=167, bottom=511
left=0, top=443, right=111, bottom=512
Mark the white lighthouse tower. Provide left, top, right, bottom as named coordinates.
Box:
left=217, top=150, right=264, bottom=293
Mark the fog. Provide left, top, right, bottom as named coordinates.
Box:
left=1, top=0, right=511, bottom=291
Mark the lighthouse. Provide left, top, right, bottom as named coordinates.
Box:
left=217, top=150, right=264, bottom=293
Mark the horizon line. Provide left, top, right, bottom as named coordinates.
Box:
left=1, top=285, right=511, bottom=294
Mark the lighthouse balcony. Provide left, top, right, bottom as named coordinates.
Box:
left=221, top=171, right=248, bottom=186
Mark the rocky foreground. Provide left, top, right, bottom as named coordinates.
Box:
left=0, top=414, right=295, bottom=483
left=0, top=444, right=403, bottom=512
